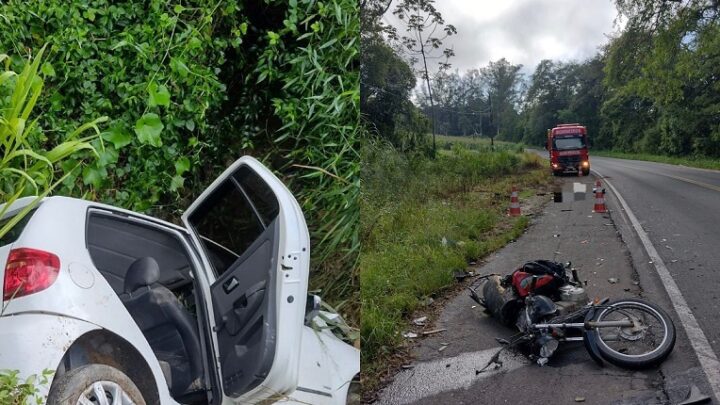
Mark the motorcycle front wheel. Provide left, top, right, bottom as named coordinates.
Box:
left=589, top=298, right=675, bottom=369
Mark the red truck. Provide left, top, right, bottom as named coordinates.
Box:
left=546, top=123, right=590, bottom=176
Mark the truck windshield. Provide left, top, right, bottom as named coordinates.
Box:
left=553, top=136, right=585, bottom=150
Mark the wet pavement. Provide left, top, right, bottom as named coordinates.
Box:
left=375, top=174, right=711, bottom=404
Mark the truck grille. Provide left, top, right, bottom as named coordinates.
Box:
left=558, top=156, right=580, bottom=166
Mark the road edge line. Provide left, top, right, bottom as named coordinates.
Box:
left=593, top=167, right=720, bottom=401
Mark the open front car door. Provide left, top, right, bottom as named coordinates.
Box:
left=182, top=156, right=310, bottom=403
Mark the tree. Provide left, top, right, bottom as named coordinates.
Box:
left=393, top=0, right=457, bottom=156
left=481, top=58, right=524, bottom=145
left=361, top=41, right=417, bottom=146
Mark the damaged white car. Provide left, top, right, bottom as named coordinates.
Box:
left=0, top=156, right=360, bottom=404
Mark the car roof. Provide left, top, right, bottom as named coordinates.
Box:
left=12, top=196, right=188, bottom=234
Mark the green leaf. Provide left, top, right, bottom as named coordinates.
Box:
left=188, top=36, right=202, bottom=49
left=147, top=82, right=171, bottom=107
left=185, top=120, right=195, bottom=131
left=170, top=58, right=190, bottom=78
left=170, top=175, right=185, bottom=191
left=41, top=62, right=56, bottom=77
left=175, top=156, right=191, bottom=175
left=82, top=165, right=107, bottom=188
left=98, top=148, right=119, bottom=166
left=134, top=113, right=164, bottom=147
left=102, top=127, right=133, bottom=148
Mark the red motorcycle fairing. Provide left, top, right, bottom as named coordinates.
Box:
left=512, top=271, right=556, bottom=297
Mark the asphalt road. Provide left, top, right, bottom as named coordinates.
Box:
left=588, top=156, right=720, bottom=393
left=375, top=154, right=720, bottom=404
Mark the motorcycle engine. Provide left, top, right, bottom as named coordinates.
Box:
left=530, top=295, right=558, bottom=320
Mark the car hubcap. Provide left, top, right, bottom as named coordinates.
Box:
left=77, top=381, right=134, bottom=405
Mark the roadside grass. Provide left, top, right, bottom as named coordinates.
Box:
left=360, top=141, right=549, bottom=394
left=436, top=134, right=525, bottom=153
left=593, top=150, right=720, bottom=171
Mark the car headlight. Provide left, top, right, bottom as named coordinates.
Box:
left=582, top=161, right=589, bottom=167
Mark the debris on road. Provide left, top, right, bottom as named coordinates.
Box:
left=422, top=329, right=447, bottom=336
left=401, top=364, right=415, bottom=370
left=402, top=332, right=418, bottom=339
left=608, top=277, right=618, bottom=284
left=413, top=316, right=428, bottom=326
left=580, top=240, right=589, bottom=244
left=553, top=234, right=560, bottom=238
left=438, top=345, right=448, bottom=352
left=575, top=396, right=586, bottom=402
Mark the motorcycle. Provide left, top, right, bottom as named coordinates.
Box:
left=468, top=260, right=676, bottom=369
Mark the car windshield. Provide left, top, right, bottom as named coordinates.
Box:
left=553, top=136, right=585, bottom=150
left=0, top=210, right=36, bottom=248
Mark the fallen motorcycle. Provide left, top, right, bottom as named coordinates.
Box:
left=468, top=260, right=676, bottom=369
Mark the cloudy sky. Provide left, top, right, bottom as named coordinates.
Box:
left=384, top=0, right=625, bottom=75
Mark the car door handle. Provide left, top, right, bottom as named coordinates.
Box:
left=223, top=277, right=239, bottom=294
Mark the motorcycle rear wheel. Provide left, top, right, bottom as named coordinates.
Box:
left=590, top=298, right=675, bottom=369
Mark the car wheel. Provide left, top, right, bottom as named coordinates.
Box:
left=47, top=364, right=145, bottom=405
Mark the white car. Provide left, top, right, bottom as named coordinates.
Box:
left=0, top=156, right=359, bottom=405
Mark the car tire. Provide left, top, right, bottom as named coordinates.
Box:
left=47, top=364, right=146, bottom=405
left=582, top=168, right=590, bottom=176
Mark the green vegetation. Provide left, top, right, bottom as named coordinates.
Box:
left=375, top=1, right=720, bottom=163
left=360, top=141, right=548, bottom=392
left=0, top=369, right=52, bottom=405
left=436, top=134, right=523, bottom=152
left=0, top=47, right=106, bottom=242
left=593, top=151, right=720, bottom=171
left=0, top=0, right=359, bottom=324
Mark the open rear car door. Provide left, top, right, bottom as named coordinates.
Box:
left=182, top=156, right=310, bottom=403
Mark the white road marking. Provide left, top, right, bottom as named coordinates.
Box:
left=376, top=347, right=529, bottom=405
left=593, top=167, right=720, bottom=401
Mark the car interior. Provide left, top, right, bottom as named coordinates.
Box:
left=85, top=211, right=210, bottom=404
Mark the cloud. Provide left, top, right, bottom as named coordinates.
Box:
left=385, top=0, right=624, bottom=75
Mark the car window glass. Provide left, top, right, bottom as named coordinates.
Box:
left=188, top=177, right=268, bottom=276
left=0, top=209, right=36, bottom=248
left=234, top=166, right=279, bottom=226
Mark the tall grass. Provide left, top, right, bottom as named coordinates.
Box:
left=360, top=140, right=547, bottom=392
left=0, top=46, right=106, bottom=235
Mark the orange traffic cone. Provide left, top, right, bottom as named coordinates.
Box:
left=593, top=180, right=607, bottom=213
left=509, top=186, right=521, bottom=216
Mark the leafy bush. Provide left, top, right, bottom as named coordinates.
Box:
left=1, top=46, right=106, bottom=234
left=1, top=0, right=359, bottom=323
left=0, top=369, right=52, bottom=405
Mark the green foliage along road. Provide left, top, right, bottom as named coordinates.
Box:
left=368, top=0, right=720, bottom=161
left=0, top=0, right=360, bottom=325
left=360, top=140, right=549, bottom=393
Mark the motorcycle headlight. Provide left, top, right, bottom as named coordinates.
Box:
left=539, top=336, right=559, bottom=358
